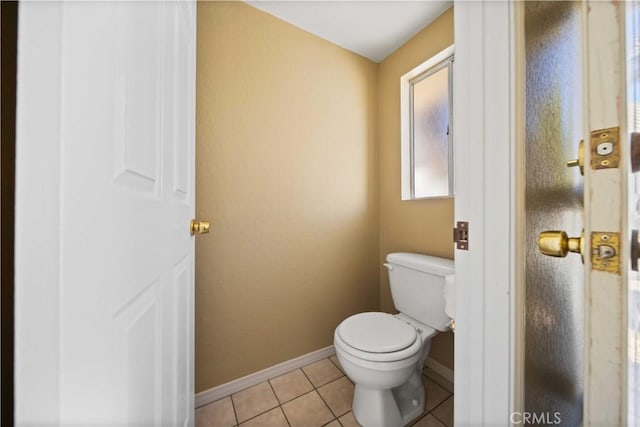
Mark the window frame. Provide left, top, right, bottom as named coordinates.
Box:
left=400, top=45, right=455, bottom=200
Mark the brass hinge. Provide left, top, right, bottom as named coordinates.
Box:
left=453, top=221, right=469, bottom=250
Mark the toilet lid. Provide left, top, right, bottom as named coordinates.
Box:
left=337, top=312, right=417, bottom=353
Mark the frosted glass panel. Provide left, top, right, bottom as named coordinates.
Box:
left=412, top=66, right=450, bottom=198
left=524, top=2, right=584, bottom=425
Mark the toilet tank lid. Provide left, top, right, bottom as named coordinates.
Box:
left=386, top=253, right=454, bottom=275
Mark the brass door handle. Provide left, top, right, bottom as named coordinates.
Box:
left=566, top=140, right=584, bottom=175
left=537, top=230, right=584, bottom=260
left=190, top=219, right=210, bottom=236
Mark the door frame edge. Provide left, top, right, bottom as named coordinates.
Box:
left=453, top=1, right=519, bottom=425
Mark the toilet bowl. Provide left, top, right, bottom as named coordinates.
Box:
left=333, top=253, right=454, bottom=427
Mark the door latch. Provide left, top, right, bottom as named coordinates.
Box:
left=453, top=221, right=469, bottom=250
left=591, top=232, right=620, bottom=273
left=190, top=219, right=211, bottom=236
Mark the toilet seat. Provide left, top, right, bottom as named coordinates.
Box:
left=338, top=312, right=417, bottom=353
left=335, top=312, right=422, bottom=363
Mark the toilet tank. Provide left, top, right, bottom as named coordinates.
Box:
left=385, top=253, right=454, bottom=331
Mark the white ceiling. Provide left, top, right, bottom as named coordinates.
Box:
left=245, top=1, right=452, bottom=63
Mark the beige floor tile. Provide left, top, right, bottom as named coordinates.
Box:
left=422, top=366, right=454, bottom=393
left=317, top=376, right=354, bottom=417
left=302, top=359, right=343, bottom=387
left=329, top=355, right=344, bottom=373
left=239, top=407, right=288, bottom=427
left=338, top=411, right=362, bottom=427
left=195, top=397, right=236, bottom=427
left=431, top=396, right=454, bottom=427
left=270, top=369, right=314, bottom=404
left=412, top=414, right=446, bottom=427
left=424, top=376, right=451, bottom=411
left=282, top=391, right=334, bottom=427
left=232, top=382, right=279, bottom=423
left=323, top=421, right=341, bottom=427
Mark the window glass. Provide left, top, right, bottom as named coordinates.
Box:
left=400, top=47, right=453, bottom=200
left=411, top=66, right=450, bottom=198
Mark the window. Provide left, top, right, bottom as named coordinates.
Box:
left=401, top=46, right=454, bottom=199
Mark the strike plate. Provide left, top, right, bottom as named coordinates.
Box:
left=453, top=221, right=469, bottom=250
left=591, top=127, right=620, bottom=170
left=591, top=232, right=620, bottom=273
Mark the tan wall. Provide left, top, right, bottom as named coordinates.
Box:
left=195, top=2, right=380, bottom=392
left=378, top=8, right=455, bottom=370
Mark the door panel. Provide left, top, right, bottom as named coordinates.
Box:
left=524, top=2, right=584, bottom=424
left=15, top=1, right=196, bottom=425
left=115, top=2, right=162, bottom=186
left=522, top=1, right=628, bottom=423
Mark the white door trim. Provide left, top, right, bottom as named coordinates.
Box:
left=453, top=1, right=518, bottom=424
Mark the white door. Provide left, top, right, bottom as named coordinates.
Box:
left=14, top=1, right=196, bottom=426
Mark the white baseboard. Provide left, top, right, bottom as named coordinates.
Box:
left=424, top=357, right=454, bottom=384
left=195, top=345, right=336, bottom=408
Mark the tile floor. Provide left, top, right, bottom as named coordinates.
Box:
left=195, top=355, right=454, bottom=427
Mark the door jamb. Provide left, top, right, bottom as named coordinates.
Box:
left=453, top=1, right=520, bottom=424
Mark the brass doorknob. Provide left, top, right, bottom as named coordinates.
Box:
left=566, top=140, right=584, bottom=175
left=537, top=230, right=584, bottom=258
left=190, top=219, right=210, bottom=236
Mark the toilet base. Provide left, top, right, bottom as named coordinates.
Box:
left=352, top=370, right=425, bottom=427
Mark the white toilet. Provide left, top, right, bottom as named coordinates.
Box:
left=333, top=252, right=454, bottom=427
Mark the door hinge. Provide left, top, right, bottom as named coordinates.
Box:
left=454, top=221, right=469, bottom=250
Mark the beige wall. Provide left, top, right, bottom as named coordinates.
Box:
left=196, top=2, right=380, bottom=392
left=378, top=8, right=455, bottom=370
